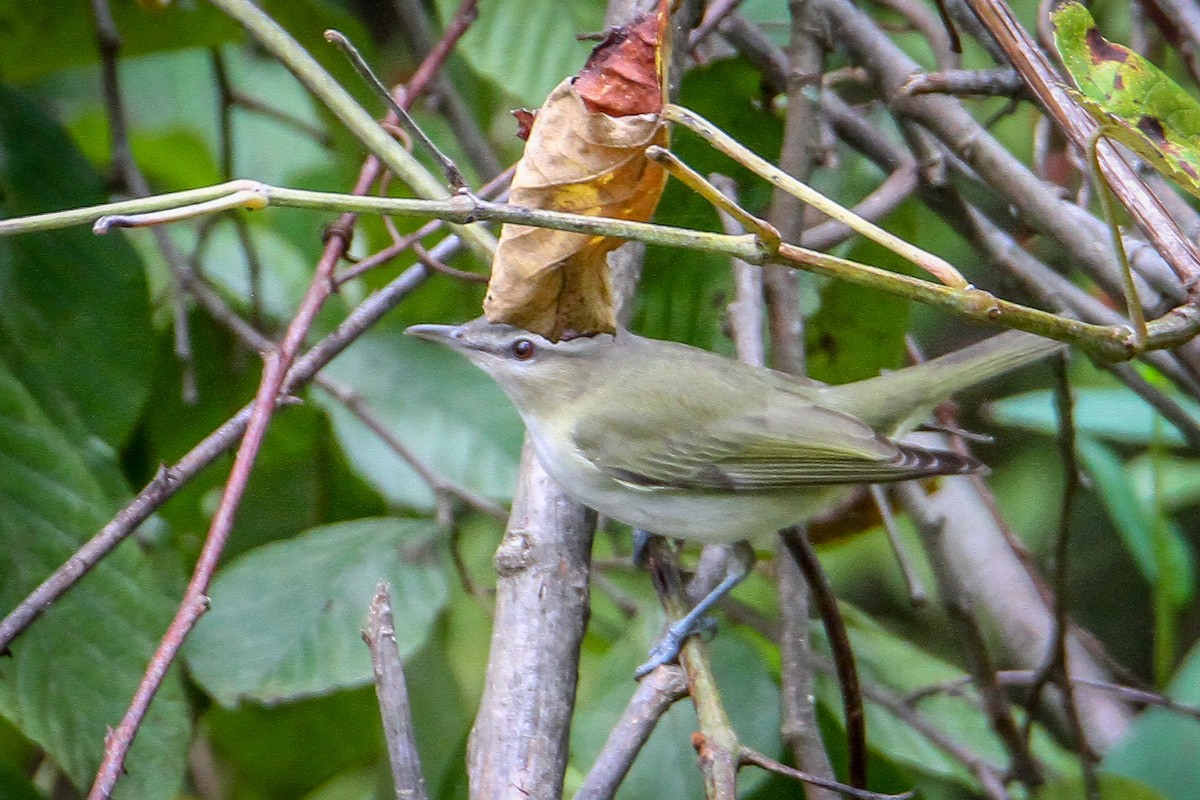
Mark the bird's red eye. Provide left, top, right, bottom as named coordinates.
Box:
left=511, top=339, right=536, bottom=360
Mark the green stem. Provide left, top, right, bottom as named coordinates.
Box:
left=4, top=180, right=1197, bottom=359
left=1149, top=422, right=1177, bottom=686
left=1088, top=127, right=1148, bottom=349
left=202, top=0, right=496, bottom=261
left=664, top=104, right=970, bottom=289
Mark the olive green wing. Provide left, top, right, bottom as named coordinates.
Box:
left=571, top=395, right=979, bottom=491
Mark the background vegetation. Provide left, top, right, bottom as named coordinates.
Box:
left=1, top=0, right=1199, bottom=799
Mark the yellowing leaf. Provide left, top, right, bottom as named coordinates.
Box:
left=483, top=10, right=669, bottom=341
left=1053, top=1, right=1200, bottom=198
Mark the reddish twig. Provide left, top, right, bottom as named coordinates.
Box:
left=84, top=8, right=483, bottom=796
left=88, top=189, right=345, bottom=800
left=0, top=257, right=440, bottom=656
left=406, top=0, right=480, bottom=101
left=739, top=748, right=914, bottom=800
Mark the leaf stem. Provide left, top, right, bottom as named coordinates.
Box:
left=662, top=104, right=970, bottom=288
left=5, top=178, right=1197, bottom=359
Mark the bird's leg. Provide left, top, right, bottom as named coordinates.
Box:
left=631, top=528, right=656, bottom=568
left=636, top=540, right=756, bottom=678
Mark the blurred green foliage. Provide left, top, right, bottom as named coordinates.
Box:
left=0, top=1, right=1198, bottom=800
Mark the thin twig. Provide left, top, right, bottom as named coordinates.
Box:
left=780, top=530, right=868, bottom=789
left=739, top=748, right=914, bottom=800
left=1020, top=356, right=1099, bottom=799
left=868, top=486, right=927, bottom=605
left=325, top=30, right=467, bottom=191
left=641, top=538, right=740, bottom=800
left=897, top=481, right=1045, bottom=790
left=575, top=666, right=689, bottom=800
left=391, top=0, right=502, bottom=179
left=365, top=584, right=429, bottom=800
left=801, top=162, right=919, bottom=252
left=229, top=88, right=334, bottom=144
left=664, top=105, right=970, bottom=289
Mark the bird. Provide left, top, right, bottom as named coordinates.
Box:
left=407, top=317, right=1064, bottom=672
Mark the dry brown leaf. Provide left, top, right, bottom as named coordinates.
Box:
left=483, top=10, right=669, bottom=341
left=574, top=12, right=663, bottom=117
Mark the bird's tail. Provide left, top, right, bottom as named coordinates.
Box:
left=818, top=329, right=1066, bottom=434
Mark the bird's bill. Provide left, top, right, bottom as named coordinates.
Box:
left=404, top=323, right=460, bottom=346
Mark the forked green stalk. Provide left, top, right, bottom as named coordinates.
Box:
left=662, top=104, right=970, bottom=289
left=3, top=177, right=1198, bottom=360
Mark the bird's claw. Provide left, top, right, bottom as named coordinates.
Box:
left=635, top=615, right=718, bottom=678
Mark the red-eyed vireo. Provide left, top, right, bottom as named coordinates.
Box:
left=407, top=317, right=1064, bottom=671
left=408, top=317, right=1063, bottom=539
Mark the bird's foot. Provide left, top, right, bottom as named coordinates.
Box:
left=634, top=540, right=756, bottom=678
left=635, top=615, right=718, bottom=677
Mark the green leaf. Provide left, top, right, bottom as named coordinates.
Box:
left=805, top=269, right=908, bottom=384
left=984, top=387, right=1200, bottom=448
left=0, top=759, right=49, bottom=800
left=433, top=0, right=607, bottom=107
left=1127, top=453, right=1200, bottom=512
left=317, top=331, right=523, bottom=511
left=0, top=364, right=190, bottom=800
left=0, top=85, right=153, bottom=450
left=1076, top=438, right=1194, bottom=607
left=1103, top=641, right=1200, bottom=800
left=815, top=608, right=1077, bottom=788
left=1052, top=2, right=1200, bottom=199
left=1033, top=773, right=1168, bottom=800
left=186, top=518, right=450, bottom=706
left=0, top=0, right=239, bottom=84
left=204, top=689, right=385, bottom=800
left=571, top=621, right=780, bottom=799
